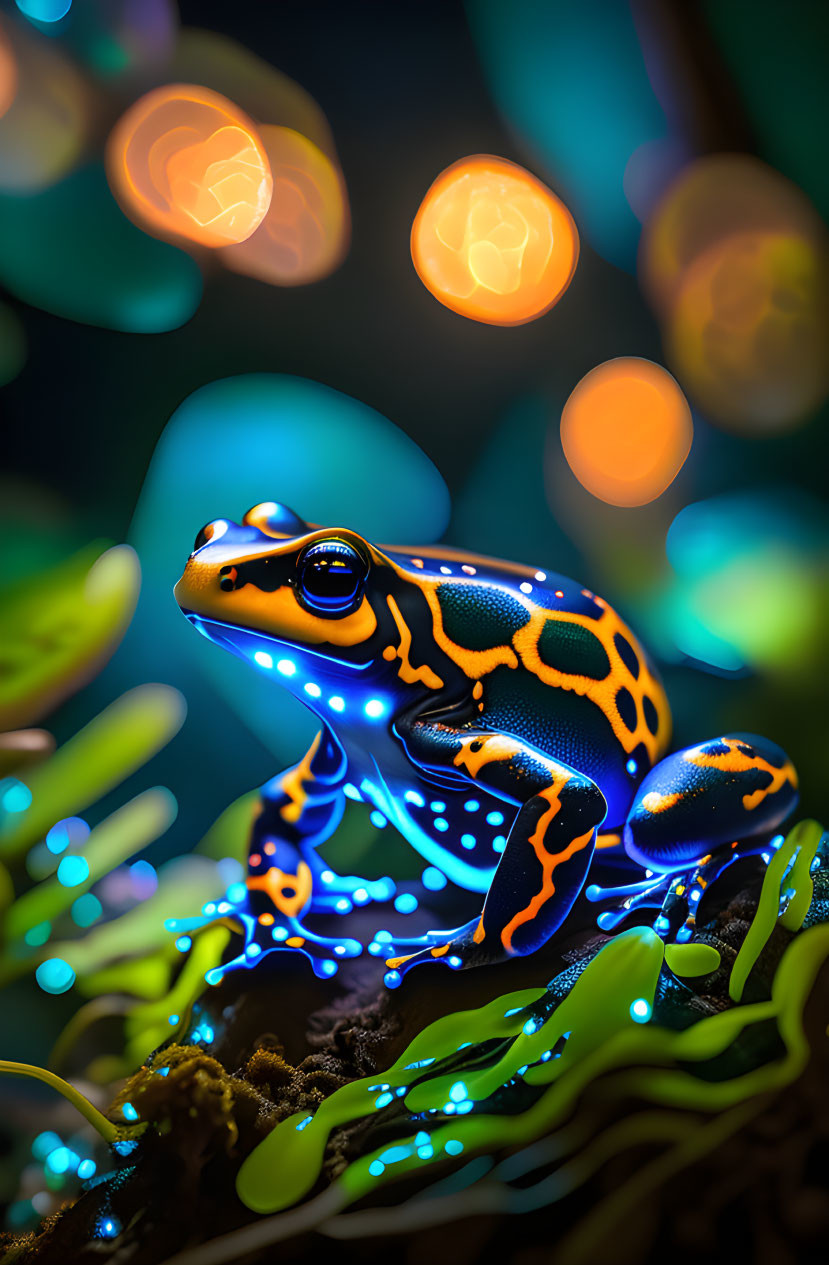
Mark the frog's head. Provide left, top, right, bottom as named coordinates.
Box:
left=175, top=501, right=396, bottom=695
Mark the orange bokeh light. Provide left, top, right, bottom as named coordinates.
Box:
left=0, top=25, right=16, bottom=121
left=560, top=358, right=693, bottom=507
left=411, top=155, right=579, bottom=326
left=220, top=126, right=349, bottom=286
left=107, top=83, right=272, bottom=249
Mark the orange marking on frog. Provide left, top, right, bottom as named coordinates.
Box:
left=430, top=943, right=450, bottom=957
left=279, top=732, right=321, bottom=824
left=500, top=774, right=596, bottom=953
left=641, top=790, right=682, bottom=814
left=513, top=595, right=671, bottom=764
left=247, top=861, right=312, bottom=917
left=385, top=594, right=444, bottom=690
left=684, top=739, right=798, bottom=812
left=453, top=732, right=523, bottom=779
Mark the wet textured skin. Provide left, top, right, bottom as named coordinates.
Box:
left=174, top=502, right=799, bottom=983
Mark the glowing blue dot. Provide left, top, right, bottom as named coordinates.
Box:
left=227, top=882, right=247, bottom=904
left=430, top=801, right=446, bottom=813
left=365, top=699, right=385, bottom=719
left=343, top=783, right=362, bottom=800
left=449, top=1081, right=467, bottom=1102
left=464, top=799, right=480, bottom=813
left=493, top=835, right=507, bottom=853
left=16, top=0, right=73, bottom=23
left=460, top=833, right=476, bottom=850
left=321, top=870, right=335, bottom=882
left=121, top=1102, right=138, bottom=1122
left=405, top=790, right=426, bottom=807
left=205, top=968, right=224, bottom=985
left=36, top=958, right=75, bottom=995
left=422, top=866, right=447, bottom=891
left=296, top=1115, right=313, bottom=1131
left=522, top=1017, right=539, bottom=1035
left=77, top=1159, right=96, bottom=1180
left=329, top=696, right=345, bottom=712
left=368, top=941, right=383, bottom=955
left=370, top=810, right=387, bottom=829
left=375, top=929, right=393, bottom=942
left=630, top=998, right=652, bottom=1023
left=319, top=960, right=337, bottom=976
left=654, top=915, right=670, bottom=933
left=353, top=887, right=370, bottom=904
left=456, top=1100, right=473, bottom=1114
left=0, top=778, right=32, bottom=814
left=46, top=817, right=88, bottom=855
left=24, top=920, right=51, bottom=947
left=32, top=1132, right=61, bottom=1161
left=96, top=1216, right=121, bottom=1239
left=369, top=1160, right=385, bottom=1177
left=168, top=1014, right=179, bottom=1026
left=384, top=969, right=402, bottom=989
left=375, top=1091, right=393, bottom=1108
left=175, top=935, right=192, bottom=953
left=113, top=1140, right=137, bottom=1157
left=394, top=893, right=418, bottom=914
left=276, top=659, right=296, bottom=676
left=245, top=943, right=262, bottom=958
left=272, top=926, right=289, bottom=941
left=46, top=1146, right=74, bottom=1174
left=443, top=1101, right=456, bottom=1114
left=444, top=1139, right=464, bottom=1156
left=418, top=1145, right=433, bottom=1159
left=448, top=955, right=463, bottom=968
left=304, top=682, right=322, bottom=698
left=335, top=897, right=352, bottom=913
left=71, top=893, right=102, bottom=928
left=56, top=855, right=89, bottom=888
left=486, top=811, right=504, bottom=826
left=433, top=817, right=449, bottom=832
left=253, top=651, right=273, bottom=669
left=626, top=758, right=638, bottom=776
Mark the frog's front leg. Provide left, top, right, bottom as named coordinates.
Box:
left=214, top=728, right=375, bottom=980
left=382, top=721, right=607, bottom=986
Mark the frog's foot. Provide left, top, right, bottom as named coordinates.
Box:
left=172, top=905, right=364, bottom=983
left=376, top=917, right=493, bottom=988
left=585, top=872, right=672, bottom=933
left=650, top=836, right=785, bottom=942
left=309, top=869, right=397, bottom=914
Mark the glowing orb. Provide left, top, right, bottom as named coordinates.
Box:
left=221, top=126, right=349, bottom=286
left=641, top=155, right=829, bottom=432
left=560, top=358, right=693, bottom=507
left=0, top=25, right=16, bottom=120
left=107, top=83, right=272, bottom=248
left=411, top=155, right=579, bottom=325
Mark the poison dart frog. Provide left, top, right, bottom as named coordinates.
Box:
left=175, top=502, right=798, bottom=985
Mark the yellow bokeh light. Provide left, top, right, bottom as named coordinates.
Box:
left=220, top=126, right=349, bottom=286
left=411, top=155, right=579, bottom=325
left=107, top=83, right=272, bottom=249
left=641, top=155, right=829, bottom=432
left=560, top=358, right=693, bottom=507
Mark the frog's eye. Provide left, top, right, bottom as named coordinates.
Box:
left=192, top=520, right=228, bottom=552
left=297, top=540, right=368, bottom=615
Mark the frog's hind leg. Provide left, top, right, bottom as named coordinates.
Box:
left=623, top=733, right=798, bottom=941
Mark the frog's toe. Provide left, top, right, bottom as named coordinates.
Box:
left=205, top=914, right=363, bottom=985
left=378, top=919, right=484, bottom=987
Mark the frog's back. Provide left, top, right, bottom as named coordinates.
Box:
left=384, top=543, right=671, bottom=825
